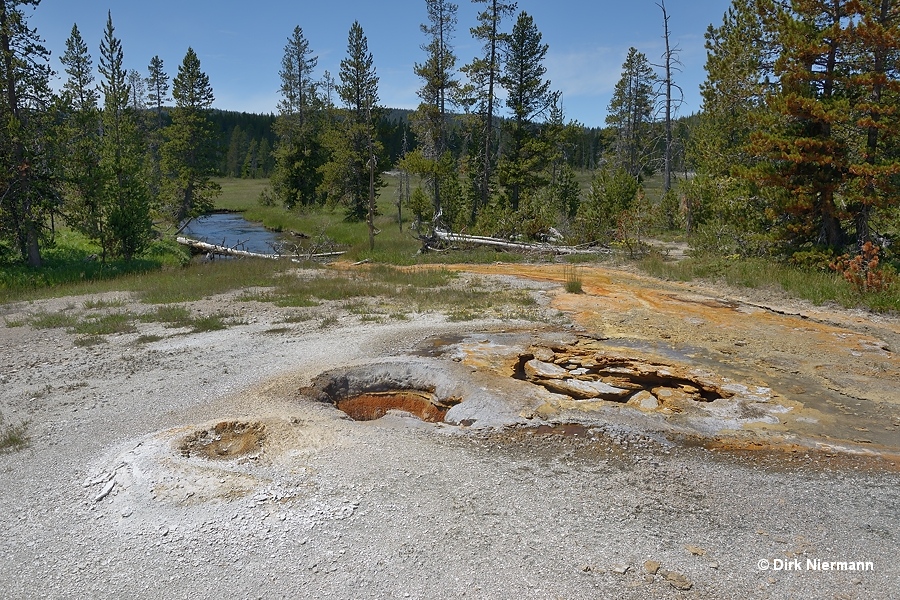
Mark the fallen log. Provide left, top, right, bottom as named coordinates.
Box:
left=176, top=236, right=281, bottom=259
left=291, top=252, right=347, bottom=262
left=178, top=237, right=347, bottom=261
left=432, top=230, right=607, bottom=255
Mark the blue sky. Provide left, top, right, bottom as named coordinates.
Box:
left=29, top=0, right=733, bottom=128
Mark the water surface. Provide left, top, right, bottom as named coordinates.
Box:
left=181, top=213, right=285, bottom=255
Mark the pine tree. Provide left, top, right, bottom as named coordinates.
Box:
left=241, top=138, right=259, bottom=178
left=498, top=10, right=554, bottom=211
left=257, top=136, right=272, bottom=177
left=842, top=0, right=900, bottom=245
left=59, top=22, right=104, bottom=254
left=0, top=0, right=59, bottom=266
left=146, top=55, right=169, bottom=129
left=461, top=0, right=517, bottom=220
left=695, top=0, right=770, bottom=178
left=272, top=26, right=322, bottom=207
left=161, top=47, right=220, bottom=223
left=126, top=69, right=146, bottom=110
left=321, top=21, right=383, bottom=228
left=98, top=11, right=152, bottom=260
left=606, top=47, right=657, bottom=180
left=748, top=0, right=851, bottom=249
left=411, top=0, right=459, bottom=215
left=144, top=55, right=169, bottom=206
left=226, top=124, right=248, bottom=177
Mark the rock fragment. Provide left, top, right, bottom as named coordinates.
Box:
left=643, top=560, right=661, bottom=575
left=664, top=571, right=692, bottom=590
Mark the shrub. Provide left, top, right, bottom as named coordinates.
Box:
left=830, top=242, right=897, bottom=293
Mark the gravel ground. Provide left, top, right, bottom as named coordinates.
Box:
left=1, top=270, right=898, bottom=599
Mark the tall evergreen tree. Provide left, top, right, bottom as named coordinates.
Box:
left=606, top=47, right=657, bottom=179
left=462, top=0, right=517, bottom=219
left=59, top=22, right=104, bottom=253
left=161, top=47, right=220, bottom=223
left=144, top=55, right=169, bottom=206
left=842, top=0, right=900, bottom=245
left=126, top=69, right=146, bottom=110
left=410, top=0, right=459, bottom=215
left=695, top=0, right=770, bottom=178
left=272, top=26, right=322, bottom=207
left=498, top=10, right=554, bottom=211
left=320, top=21, right=383, bottom=228
left=0, top=0, right=59, bottom=266
left=146, top=55, right=169, bottom=129
left=257, top=136, right=272, bottom=177
left=748, top=0, right=851, bottom=249
left=226, top=124, right=248, bottom=177
left=98, top=11, right=152, bottom=260
left=241, top=138, right=259, bottom=178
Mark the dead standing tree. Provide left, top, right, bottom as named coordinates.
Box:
left=655, top=0, right=684, bottom=194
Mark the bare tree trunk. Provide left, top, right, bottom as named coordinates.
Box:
left=367, top=140, right=376, bottom=251
left=659, top=0, right=674, bottom=194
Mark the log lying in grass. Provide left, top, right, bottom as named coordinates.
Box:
left=177, top=236, right=282, bottom=259
left=177, top=237, right=347, bottom=261
left=432, top=230, right=607, bottom=255
left=291, top=252, right=347, bottom=262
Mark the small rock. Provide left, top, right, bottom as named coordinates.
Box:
left=708, top=561, right=719, bottom=569
left=851, top=577, right=862, bottom=585
left=665, top=571, right=692, bottom=591
left=93, top=480, right=115, bottom=502
left=580, top=564, right=592, bottom=573
left=767, top=577, right=776, bottom=584
left=629, top=391, right=659, bottom=411
left=541, top=377, right=631, bottom=400
left=643, top=560, right=661, bottom=575
left=531, top=347, right=556, bottom=362
left=685, top=544, right=707, bottom=556
left=611, top=564, right=630, bottom=575
left=524, top=359, right=569, bottom=380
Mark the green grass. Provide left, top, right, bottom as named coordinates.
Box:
left=564, top=265, right=583, bottom=294
left=83, top=297, right=127, bottom=309
left=140, top=305, right=193, bottom=327
left=190, top=313, right=230, bottom=332
left=28, top=311, right=80, bottom=329
left=0, top=231, right=188, bottom=303
left=0, top=412, right=29, bottom=453
left=638, top=254, right=900, bottom=312
left=72, top=312, right=138, bottom=336
left=74, top=335, right=107, bottom=347
left=213, top=177, right=273, bottom=212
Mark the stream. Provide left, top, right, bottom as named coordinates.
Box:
left=180, top=213, right=286, bottom=255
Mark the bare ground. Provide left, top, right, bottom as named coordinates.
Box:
left=0, top=262, right=898, bottom=599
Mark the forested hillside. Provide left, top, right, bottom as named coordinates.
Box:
left=1, top=0, right=898, bottom=297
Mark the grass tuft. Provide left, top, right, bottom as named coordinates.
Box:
left=0, top=412, right=30, bottom=453
left=74, top=335, right=106, bottom=347
left=190, top=313, right=229, bottom=333
left=564, top=265, right=583, bottom=294
left=72, top=312, right=137, bottom=336
left=29, top=311, right=80, bottom=329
